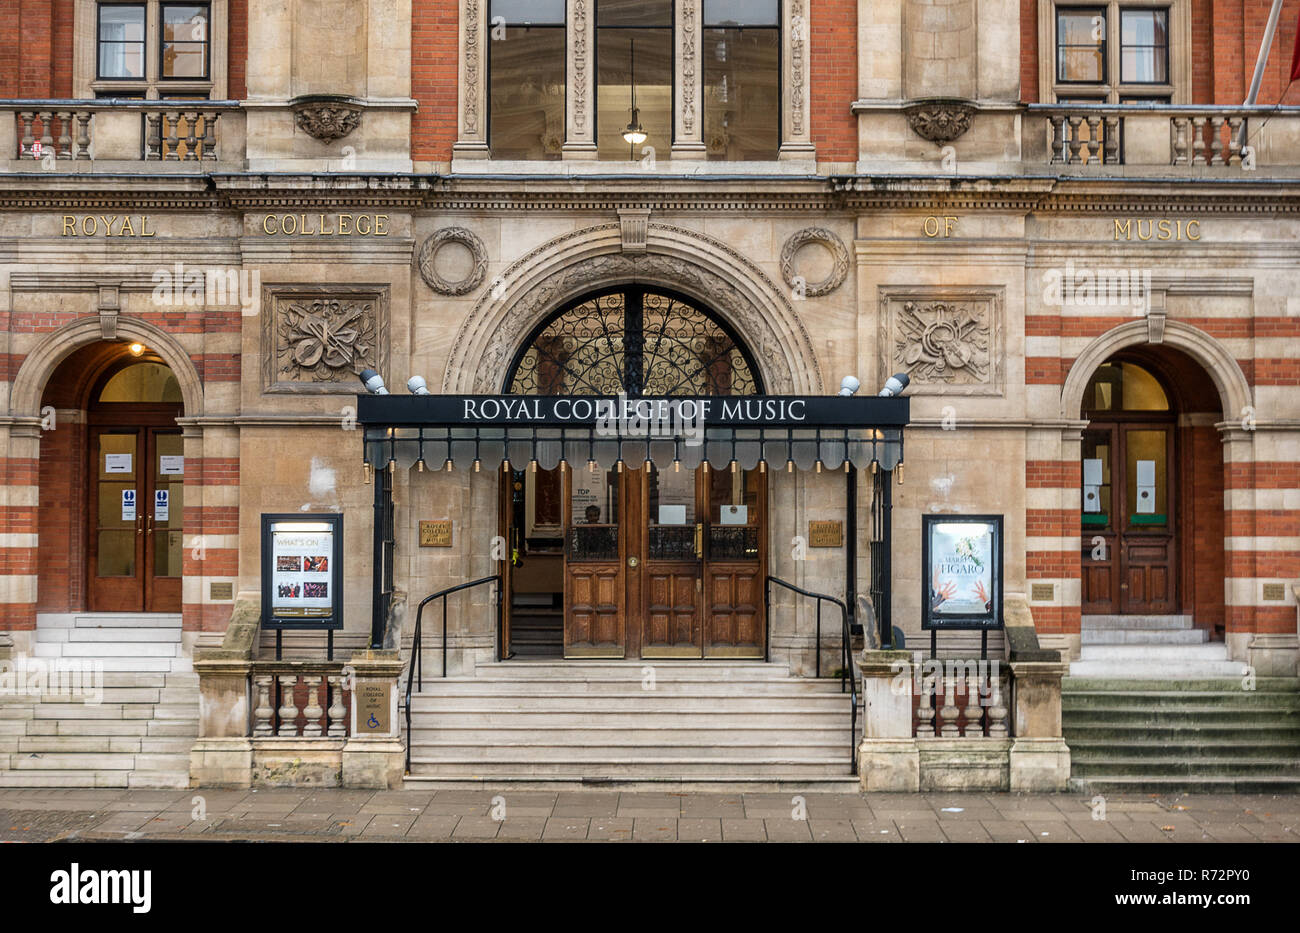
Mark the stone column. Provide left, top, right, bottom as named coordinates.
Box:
left=563, top=0, right=598, bottom=159
left=857, top=649, right=920, bottom=791
left=779, top=0, right=815, bottom=160
left=341, top=650, right=406, bottom=788
left=671, top=0, right=706, bottom=160
left=189, top=599, right=258, bottom=786
left=454, top=0, right=490, bottom=158
left=1008, top=658, right=1072, bottom=792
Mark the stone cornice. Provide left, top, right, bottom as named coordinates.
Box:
left=0, top=171, right=1297, bottom=216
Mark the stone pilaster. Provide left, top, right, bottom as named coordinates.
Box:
left=563, top=0, right=598, bottom=159
left=779, top=0, right=815, bottom=160
left=857, top=649, right=919, bottom=791
left=671, top=0, right=706, bottom=160
left=454, top=0, right=490, bottom=159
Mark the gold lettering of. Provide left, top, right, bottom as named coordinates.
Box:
left=1114, top=219, right=1131, bottom=240
left=120, top=216, right=135, bottom=237
left=62, top=216, right=76, bottom=237
left=262, top=214, right=278, bottom=235
left=1136, top=219, right=1153, bottom=240
left=1157, top=219, right=1172, bottom=240
left=923, top=216, right=940, bottom=237
left=1187, top=219, right=1200, bottom=240
left=299, top=213, right=315, bottom=235
left=81, top=216, right=96, bottom=236
left=356, top=215, right=372, bottom=235
left=375, top=214, right=389, bottom=236
left=338, top=214, right=352, bottom=235
left=140, top=215, right=155, bottom=237
left=99, top=216, right=114, bottom=237
left=319, top=213, right=334, bottom=235
left=281, top=213, right=298, bottom=235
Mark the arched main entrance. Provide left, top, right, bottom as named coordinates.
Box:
left=500, top=286, right=767, bottom=659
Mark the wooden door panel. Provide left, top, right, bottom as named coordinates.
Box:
left=704, top=564, right=764, bottom=656
left=642, top=565, right=701, bottom=657
left=144, top=429, right=183, bottom=612
left=564, top=564, right=624, bottom=656
left=88, top=429, right=145, bottom=612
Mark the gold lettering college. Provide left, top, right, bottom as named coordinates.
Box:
left=260, top=214, right=391, bottom=236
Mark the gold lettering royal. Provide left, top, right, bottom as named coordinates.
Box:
left=60, top=215, right=156, bottom=237
left=260, top=214, right=390, bottom=236
left=1113, top=218, right=1200, bottom=241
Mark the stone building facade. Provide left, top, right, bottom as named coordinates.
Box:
left=0, top=0, right=1296, bottom=790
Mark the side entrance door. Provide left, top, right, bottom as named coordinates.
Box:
left=1081, top=422, right=1177, bottom=614
left=88, top=416, right=184, bottom=612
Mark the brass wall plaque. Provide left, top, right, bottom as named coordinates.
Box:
left=209, top=581, right=233, bottom=600
left=1262, top=583, right=1286, bottom=602
left=355, top=682, right=392, bottom=734
left=808, top=521, right=843, bottom=548
left=419, top=520, right=453, bottom=547
left=1030, top=583, right=1055, bottom=601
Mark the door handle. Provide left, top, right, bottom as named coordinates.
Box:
left=694, top=523, right=703, bottom=559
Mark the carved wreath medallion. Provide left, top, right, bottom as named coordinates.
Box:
left=418, top=227, right=489, bottom=295
left=262, top=284, right=389, bottom=394
left=780, top=228, right=849, bottom=297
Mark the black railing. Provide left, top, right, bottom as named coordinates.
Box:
left=765, top=576, right=859, bottom=775
left=402, top=574, right=502, bottom=773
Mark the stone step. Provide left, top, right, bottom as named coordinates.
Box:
left=1072, top=757, right=1299, bottom=777
left=1064, top=677, right=1299, bottom=692
left=409, top=696, right=848, bottom=714
left=1065, top=722, right=1300, bottom=741
left=412, top=727, right=851, bottom=746
left=1069, top=774, right=1300, bottom=794
left=1078, top=643, right=1229, bottom=660
left=36, top=613, right=182, bottom=630
left=413, top=742, right=847, bottom=761
left=1068, top=660, right=1247, bottom=678
left=447, top=661, right=797, bottom=680
left=1080, top=629, right=1208, bottom=645
left=1081, top=614, right=1193, bottom=630
left=1063, top=707, right=1300, bottom=725
left=1063, top=691, right=1300, bottom=710
left=406, top=758, right=854, bottom=780
left=0, top=769, right=132, bottom=788
left=35, top=642, right=179, bottom=658
left=1068, top=741, right=1300, bottom=760
left=62, top=628, right=182, bottom=644
left=408, top=680, right=846, bottom=697
left=409, top=710, right=851, bottom=729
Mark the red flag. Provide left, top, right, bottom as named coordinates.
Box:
left=1293, top=10, right=1300, bottom=81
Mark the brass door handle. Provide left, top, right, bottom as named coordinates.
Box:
left=694, top=523, right=703, bottom=559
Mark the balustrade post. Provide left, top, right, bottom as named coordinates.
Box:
left=1192, top=116, right=1207, bottom=165
left=183, top=111, right=199, bottom=162
left=1103, top=116, right=1120, bottom=164
left=1066, top=116, right=1083, bottom=164
left=164, top=113, right=180, bottom=161
left=146, top=113, right=162, bottom=160
left=201, top=113, right=218, bottom=160
left=1209, top=115, right=1225, bottom=165
left=38, top=111, right=54, bottom=159
left=327, top=674, right=347, bottom=737
left=277, top=675, right=299, bottom=736
left=1227, top=116, right=1244, bottom=164
left=939, top=672, right=960, bottom=737
left=1049, top=115, right=1066, bottom=164
left=301, top=675, right=324, bottom=737
left=18, top=112, right=34, bottom=159
left=964, top=669, right=985, bottom=737
left=56, top=112, right=71, bottom=159
left=252, top=675, right=274, bottom=737
left=987, top=671, right=1009, bottom=738
left=915, top=668, right=935, bottom=738
left=1171, top=116, right=1189, bottom=165
left=75, top=112, right=91, bottom=159
left=1085, top=115, right=1101, bottom=164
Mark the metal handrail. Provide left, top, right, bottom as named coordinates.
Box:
left=765, top=576, right=859, bottom=775
left=402, top=574, right=501, bottom=773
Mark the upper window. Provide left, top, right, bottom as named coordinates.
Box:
left=596, top=0, right=673, bottom=161
left=93, top=1, right=212, bottom=96
left=488, top=0, right=565, bottom=159
left=703, top=0, right=780, bottom=160
left=1050, top=2, right=1175, bottom=103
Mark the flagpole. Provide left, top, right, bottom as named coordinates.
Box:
left=1244, top=0, right=1287, bottom=105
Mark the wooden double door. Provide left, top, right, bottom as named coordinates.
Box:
left=1080, top=421, right=1177, bottom=614
left=506, top=463, right=766, bottom=659
left=88, top=407, right=185, bottom=612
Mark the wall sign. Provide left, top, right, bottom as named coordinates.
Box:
left=922, top=514, right=1003, bottom=630
left=354, top=681, right=392, bottom=735
left=418, top=520, right=453, bottom=547
left=153, top=489, right=169, bottom=522
left=159, top=455, right=185, bottom=475
left=808, top=520, right=843, bottom=547
left=105, top=453, right=132, bottom=473
left=261, top=513, right=344, bottom=630
left=121, top=489, right=137, bottom=521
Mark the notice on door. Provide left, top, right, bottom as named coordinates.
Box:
left=105, top=453, right=132, bottom=474
left=154, top=489, right=169, bottom=522
left=121, top=489, right=137, bottom=521
left=159, top=455, right=184, bottom=475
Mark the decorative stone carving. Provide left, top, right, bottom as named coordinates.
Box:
left=780, top=228, right=849, bottom=297
left=418, top=227, right=489, bottom=295
left=788, top=0, right=806, bottom=137
left=903, top=98, right=977, bottom=143
left=262, top=284, right=389, bottom=394
left=680, top=1, right=697, bottom=135
left=881, top=288, right=1004, bottom=395
left=571, top=0, right=589, bottom=132
left=443, top=223, right=824, bottom=396
left=463, top=0, right=482, bottom=137
left=289, top=95, right=363, bottom=142
left=618, top=209, right=650, bottom=253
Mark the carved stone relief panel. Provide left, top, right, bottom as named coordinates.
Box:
left=262, top=284, right=390, bottom=394
left=879, top=287, right=1004, bottom=395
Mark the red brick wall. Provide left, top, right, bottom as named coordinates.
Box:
left=36, top=416, right=86, bottom=611
left=411, top=0, right=459, bottom=162
left=228, top=0, right=248, bottom=99
left=1021, top=0, right=1039, bottom=102
left=811, top=0, right=858, bottom=162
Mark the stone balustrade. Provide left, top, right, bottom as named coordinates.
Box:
left=912, top=660, right=1010, bottom=739
left=2, top=99, right=243, bottom=165
left=1027, top=104, right=1300, bottom=170
left=251, top=665, right=351, bottom=739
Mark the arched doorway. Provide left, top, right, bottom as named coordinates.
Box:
left=1078, top=349, right=1225, bottom=631
left=500, top=286, right=766, bottom=659
left=39, top=345, right=186, bottom=614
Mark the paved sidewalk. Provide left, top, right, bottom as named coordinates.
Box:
left=0, top=787, right=1296, bottom=842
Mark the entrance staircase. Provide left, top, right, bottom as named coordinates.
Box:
left=0, top=613, right=198, bottom=788
left=1064, top=614, right=1300, bottom=793
left=405, top=660, right=860, bottom=790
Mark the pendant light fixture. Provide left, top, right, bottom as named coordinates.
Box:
left=622, top=36, right=646, bottom=147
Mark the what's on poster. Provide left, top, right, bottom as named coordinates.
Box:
left=268, top=521, right=333, bottom=617
left=923, top=516, right=1002, bottom=628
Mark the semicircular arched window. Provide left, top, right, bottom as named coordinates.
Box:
left=506, top=287, right=760, bottom=396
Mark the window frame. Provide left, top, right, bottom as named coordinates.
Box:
left=158, top=2, right=212, bottom=83
left=486, top=0, right=568, bottom=160
left=1040, top=0, right=1187, bottom=105
left=77, top=0, right=225, bottom=99
left=95, top=2, right=148, bottom=82
left=700, top=5, right=782, bottom=161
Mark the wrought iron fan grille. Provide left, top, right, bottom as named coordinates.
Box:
left=506, top=288, right=760, bottom=397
